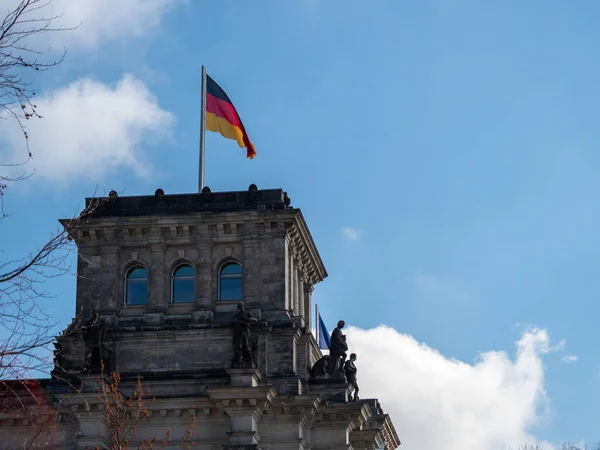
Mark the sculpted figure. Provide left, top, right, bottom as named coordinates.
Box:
left=309, top=355, right=332, bottom=378
left=344, top=353, right=359, bottom=401
left=52, top=342, right=66, bottom=376
left=82, top=315, right=103, bottom=374
left=327, top=320, right=348, bottom=373
left=232, top=302, right=258, bottom=366
left=81, top=315, right=111, bottom=373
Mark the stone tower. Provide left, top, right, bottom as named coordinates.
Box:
left=0, top=186, right=400, bottom=450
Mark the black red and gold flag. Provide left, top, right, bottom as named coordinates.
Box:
left=206, top=75, right=256, bottom=159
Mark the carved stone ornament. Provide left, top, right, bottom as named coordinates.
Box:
left=247, top=184, right=259, bottom=204
left=201, top=186, right=212, bottom=203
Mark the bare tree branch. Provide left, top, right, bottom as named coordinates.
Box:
left=0, top=196, right=99, bottom=383
left=94, top=366, right=196, bottom=450
left=0, top=0, right=76, bottom=215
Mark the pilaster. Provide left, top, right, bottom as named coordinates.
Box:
left=194, top=241, right=214, bottom=323
left=303, top=283, right=314, bottom=330
left=148, top=240, right=167, bottom=314
left=207, top=372, right=276, bottom=450
left=243, top=238, right=261, bottom=308
left=296, top=273, right=305, bottom=320
left=100, top=245, right=120, bottom=313
left=292, top=261, right=300, bottom=316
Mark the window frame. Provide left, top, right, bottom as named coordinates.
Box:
left=217, top=261, right=243, bottom=302
left=171, top=263, right=195, bottom=304
left=124, top=265, right=149, bottom=306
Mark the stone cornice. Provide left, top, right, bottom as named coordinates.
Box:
left=371, top=413, right=401, bottom=449
left=314, top=401, right=372, bottom=431
left=206, top=386, right=277, bottom=416
left=65, top=207, right=327, bottom=285
left=285, top=210, right=327, bottom=285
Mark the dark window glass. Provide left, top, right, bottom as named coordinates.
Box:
left=172, top=264, right=195, bottom=303
left=221, top=263, right=242, bottom=276
left=174, top=265, right=195, bottom=277
left=128, top=267, right=147, bottom=279
left=219, top=262, right=242, bottom=301
left=126, top=266, right=148, bottom=305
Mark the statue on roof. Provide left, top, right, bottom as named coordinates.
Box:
left=232, top=302, right=258, bottom=368
left=344, top=353, right=359, bottom=401
left=327, top=320, right=348, bottom=373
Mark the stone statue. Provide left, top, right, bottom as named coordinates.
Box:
left=232, top=302, right=258, bottom=367
left=344, top=353, right=359, bottom=401
left=82, top=315, right=111, bottom=374
left=327, top=320, right=348, bottom=373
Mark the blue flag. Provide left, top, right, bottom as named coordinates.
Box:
left=318, top=314, right=331, bottom=350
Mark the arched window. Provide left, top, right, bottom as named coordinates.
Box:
left=172, top=264, right=195, bottom=303
left=125, top=266, right=148, bottom=305
left=218, top=262, right=242, bottom=301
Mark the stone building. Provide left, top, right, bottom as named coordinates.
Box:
left=0, top=186, right=400, bottom=450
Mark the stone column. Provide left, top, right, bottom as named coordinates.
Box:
left=292, top=261, right=299, bottom=316
left=296, top=273, right=305, bottom=320
left=148, top=241, right=167, bottom=314
left=287, top=246, right=295, bottom=313
left=193, top=241, right=213, bottom=323
left=304, top=283, right=314, bottom=330
left=243, top=239, right=260, bottom=308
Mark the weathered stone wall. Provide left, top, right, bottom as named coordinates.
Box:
left=73, top=211, right=320, bottom=326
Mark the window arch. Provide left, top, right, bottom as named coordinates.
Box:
left=125, top=266, right=148, bottom=305
left=218, top=262, right=242, bottom=301
left=172, top=264, right=195, bottom=303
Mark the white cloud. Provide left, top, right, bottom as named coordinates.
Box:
left=0, top=74, right=174, bottom=183
left=342, top=227, right=363, bottom=241
left=562, top=354, right=578, bottom=364
left=345, top=325, right=556, bottom=450
left=7, top=0, right=183, bottom=50
left=554, top=339, right=566, bottom=352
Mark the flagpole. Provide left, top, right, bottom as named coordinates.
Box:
left=198, top=65, right=207, bottom=192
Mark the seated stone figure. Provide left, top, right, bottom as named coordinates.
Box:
left=309, top=355, right=332, bottom=378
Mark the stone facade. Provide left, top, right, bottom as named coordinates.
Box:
left=0, top=186, right=400, bottom=450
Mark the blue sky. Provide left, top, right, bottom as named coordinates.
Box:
left=1, top=1, right=598, bottom=448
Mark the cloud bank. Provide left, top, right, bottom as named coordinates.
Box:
left=7, top=0, right=184, bottom=50
left=345, top=326, right=556, bottom=450
left=0, top=74, right=174, bottom=183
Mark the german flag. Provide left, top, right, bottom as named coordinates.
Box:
left=206, top=75, right=256, bottom=159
